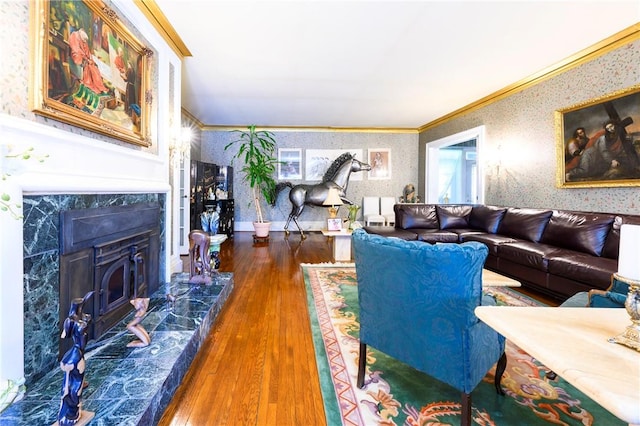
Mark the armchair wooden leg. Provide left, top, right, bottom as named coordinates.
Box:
left=461, top=392, right=471, bottom=426
left=357, top=342, right=366, bottom=388
left=494, top=351, right=507, bottom=396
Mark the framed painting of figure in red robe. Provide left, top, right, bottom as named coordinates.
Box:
left=556, top=85, right=640, bottom=188
left=30, top=0, right=152, bottom=147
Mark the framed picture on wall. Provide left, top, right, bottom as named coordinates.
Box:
left=305, top=149, right=364, bottom=181
left=368, top=148, right=391, bottom=180
left=30, top=0, right=152, bottom=147
left=556, top=85, right=640, bottom=188
left=278, top=148, right=302, bottom=180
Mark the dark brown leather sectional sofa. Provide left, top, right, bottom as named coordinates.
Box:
left=363, top=204, right=640, bottom=301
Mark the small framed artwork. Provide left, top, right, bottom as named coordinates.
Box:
left=327, top=218, right=342, bottom=231
left=368, top=148, right=391, bottom=180
left=556, top=85, right=640, bottom=188
left=278, top=148, right=302, bottom=180
left=30, top=0, right=152, bottom=146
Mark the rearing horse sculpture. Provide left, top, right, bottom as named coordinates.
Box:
left=273, top=152, right=371, bottom=239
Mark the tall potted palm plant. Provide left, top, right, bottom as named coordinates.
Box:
left=224, top=125, right=279, bottom=237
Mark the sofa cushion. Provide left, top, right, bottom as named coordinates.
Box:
left=462, top=233, right=519, bottom=256
left=414, top=229, right=460, bottom=243
left=498, top=208, right=553, bottom=242
left=363, top=226, right=419, bottom=240
left=540, top=211, right=614, bottom=256
left=497, top=241, right=562, bottom=271
left=436, top=205, right=472, bottom=229
left=601, top=215, right=640, bottom=259
left=547, top=250, right=618, bottom=287
left=395, top=204, right=439, bottom=230
left=469, top=205, right=507, bottom=233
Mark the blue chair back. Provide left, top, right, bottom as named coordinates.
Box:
left=352, top=228, right=505, bottom=393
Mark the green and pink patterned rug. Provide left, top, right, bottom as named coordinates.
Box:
left=302, top=263, right=623, bottom=426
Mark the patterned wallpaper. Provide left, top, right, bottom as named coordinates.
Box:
left=201, top=130, right=419, bottom=226
left=419, top=40, right=640, bottom=215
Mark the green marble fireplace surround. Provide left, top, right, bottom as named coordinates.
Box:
left=22, top=193, right=166, bottom=386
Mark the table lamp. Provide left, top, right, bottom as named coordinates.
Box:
left=323, top=188, right=343, bottom=218
left=609, top=223, right=640, bottom=351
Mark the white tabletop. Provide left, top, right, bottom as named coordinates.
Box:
left=482, top=269, right=520, bottom=287
left=475, top=306, right=640, bottom=425
left=321, top=229, right=352, bottom=237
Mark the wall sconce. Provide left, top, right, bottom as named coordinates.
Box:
left=609, top=223, right=640, bottom=351
left=169, top=127, right=192, bottom=164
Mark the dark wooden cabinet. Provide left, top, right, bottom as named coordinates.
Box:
left=190, top=160, right=234, bottom=236
left=204, top=199, right=235, bottom=237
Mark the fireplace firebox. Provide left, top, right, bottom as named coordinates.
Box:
left=59, top=203, right=160, bottom=357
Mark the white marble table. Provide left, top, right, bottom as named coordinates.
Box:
left=321, top=229, right=352, bottom=262
left=475, top=306, right=640, bottom=425
left=482, top=269, right=520, bottom=287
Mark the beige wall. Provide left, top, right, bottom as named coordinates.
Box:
left=419, top=39, right=640, bottom=214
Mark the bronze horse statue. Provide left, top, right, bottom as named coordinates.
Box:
left=272, top=152, right=371, bottom=238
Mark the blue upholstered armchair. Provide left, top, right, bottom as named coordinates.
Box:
left=352, top=229, right=507, bottom=426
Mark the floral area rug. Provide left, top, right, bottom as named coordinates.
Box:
left=301, top=263, right=623, bottom=426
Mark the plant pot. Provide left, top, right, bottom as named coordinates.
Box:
left=253, top=221, right=271, bottom=238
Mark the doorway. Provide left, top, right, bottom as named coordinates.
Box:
left=425, top=126, right=485, bottom=204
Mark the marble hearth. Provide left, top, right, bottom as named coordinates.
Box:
left=0, top=272, right=233, bottom=425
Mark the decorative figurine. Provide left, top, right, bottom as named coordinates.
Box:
left=402, top=183, right=418, bottom=203
left=188, top=230, right=212, bottom=285
left=166, top=293, right=177, bottom=310
left=55, top=292, right=95, bottom=426
left=200, top=205, right=220, bottom=234
left=215, top=187, right=227, bottom=200
left=126, top=298, right=151, bottom=348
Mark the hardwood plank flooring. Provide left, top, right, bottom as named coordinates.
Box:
left=159, top=230, right=559, bottom=426
left=159, top=231, right=330, bottom=426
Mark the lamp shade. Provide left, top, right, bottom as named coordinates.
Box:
left=323, top=188, right=343, bottom=206
left=618, top=224, right=640, bottom=281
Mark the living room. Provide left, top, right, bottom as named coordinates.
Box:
left=1, top=1, right=639, bottom=424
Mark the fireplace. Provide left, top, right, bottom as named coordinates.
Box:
left=59, top=203, right=160, bottom=356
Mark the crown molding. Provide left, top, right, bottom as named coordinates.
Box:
left=200, top=125, right=418, bottom=134
left=134, top=0, right=191, bottom=57
left=149, top=7, right=637, bottom=134
left=418, top=23, right=640, bottom=132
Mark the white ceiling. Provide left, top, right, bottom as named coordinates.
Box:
left=153, top=0, right=640, bottom=129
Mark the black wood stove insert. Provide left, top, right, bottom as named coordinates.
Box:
left=59, top=203, right=160, bottom=357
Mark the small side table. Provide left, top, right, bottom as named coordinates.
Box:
left=321, top=229, right=353, bottom=262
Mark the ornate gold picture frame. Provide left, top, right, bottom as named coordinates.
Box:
left=556, top=85, right=640, bottom=188
left=30, top=0, right=152, bottom=147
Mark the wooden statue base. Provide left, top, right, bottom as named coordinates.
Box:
left=52, top=410, right=95, bottom=426
left=252, top=234, right=270, bottom=243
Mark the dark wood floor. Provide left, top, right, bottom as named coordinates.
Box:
left=159, top=231, right=559, bottom=425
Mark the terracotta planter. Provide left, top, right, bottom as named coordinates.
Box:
left=253, top=221, right=271, bottom=238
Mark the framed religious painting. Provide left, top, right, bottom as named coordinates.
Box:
left=30, top=0, right=152, bottom=146
left=556, top=85, right=640, bottom=188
